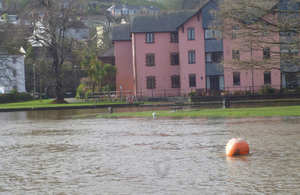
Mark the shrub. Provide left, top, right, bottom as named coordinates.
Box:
left=280, top=87, right=288, bottom=93
left=233, top=90, right=240, bottom=95
left=85, top=90, right=92, bottom=99
left=10, top=89, right=19, bottom=101
left=0, top=94, right=11, bottom=103
left=75, top=84, right=85, bottom=99
left=258, top=85, right=275, bottom=94
left=102, top=84, right=116, bottom=92
left=188, top=91, right=196, bottom=97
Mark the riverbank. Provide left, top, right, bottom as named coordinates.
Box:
left=1, top=98, right=300, bottom=115
left=100, top=105, right=300, bottom=117
left=0, top=99, right=143, bottom=112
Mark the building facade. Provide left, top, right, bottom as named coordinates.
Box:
left=0, top=50, right=26, bottom=93
left=111, top=0, right=299, bottom=97
left=107, top=4, right=161, bottom=16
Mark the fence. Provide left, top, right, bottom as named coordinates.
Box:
left=82, top=84, right=300, bottom=99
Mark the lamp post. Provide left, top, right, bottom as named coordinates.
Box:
left=33, top=63, right=36, bottom=94
left=74, top=65, right=77, bottom=89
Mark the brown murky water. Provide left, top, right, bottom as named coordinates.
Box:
left=0, top=109, right=300, bottom=194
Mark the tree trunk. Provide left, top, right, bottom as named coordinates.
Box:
left=53, top=59, right=65, bottom=101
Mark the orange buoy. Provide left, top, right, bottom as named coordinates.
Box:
left=226, top=138, right=249, bottom=156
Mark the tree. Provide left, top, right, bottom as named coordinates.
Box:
left=102, top=63, right=117, bottom=97
left=29, top=0, right=85, bottom=103
left=213, top=0, right=300, bottom=72
left=80, top=54, right=104, bottom=92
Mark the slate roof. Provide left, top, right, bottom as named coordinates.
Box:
left=99, top=46, right=115, bottom=57
left=108, top=4, right=161, bottom=12
left=111, top=24, right=131, bottom=41
left=67, top=20, right=89, bottom=29
left=0, top=47, right=24, bottom=55
left=130, top=10, right=199, bottom=33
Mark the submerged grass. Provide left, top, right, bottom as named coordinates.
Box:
left=101, top=105, right=300, bottom=118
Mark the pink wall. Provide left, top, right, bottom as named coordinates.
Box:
left=178, top=13, right=206, bottom=93
left=222, top=12, right=281, bottom=93
left=114, top=41, right=134, bottom=96
left=133, top=32, right=180, bottom=96
left=223, top=39, right=281, bottom=93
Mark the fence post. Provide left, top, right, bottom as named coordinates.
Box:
left=165, top=89, right=166, bottom=97
left=141, top=90, right=142, bottom=98
left=228, top=87, right=229, bottom=94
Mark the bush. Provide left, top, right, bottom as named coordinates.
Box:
left=0, top=94, right=11, bottom=103
left=233, top=90, right=240, bottom=95
left=188, top=91, right=196, bottom=97
left=10, top=89, right=19, bottom=101
left=75, top=84, right=85, bottom=99
left=0, top=91, right=32, bottom=103
left=280, top=87, right=288, bottom=93
left=102, top=84, right=116, bottom=92
left=85, top=90, right=92, bottom=99
left=258, top=85, right=275, bottom=94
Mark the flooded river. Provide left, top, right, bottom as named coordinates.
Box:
left=1, top=108, right=300, bottom=194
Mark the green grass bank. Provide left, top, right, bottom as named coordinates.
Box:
left=100, top=105, right=300, bottom=118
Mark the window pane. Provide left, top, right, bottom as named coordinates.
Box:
left=232, top=26, right=238, bottom=38
left=146, top=55, right=154, bottom=66
left=264, top=72, right=271, bottom=84
left=233, top=73, right=240, bottom=85
left=232, top=50, right=239, bottom=60
left=189, top=75, right=196, bottom=87
left=172, top=76, right=180, bottom=88
left=147, top=77, right=155, bottom=89
left=189, top=51, right=195, bottom=63
left=171, top=32, right=178, bottom=43
left=205, top=29, right=213, bottom=39
left=214, top=30, right=222, bottom=38
left=188, top=28, right=194, bottom=40
left=263, top=48, right=270, bottom=60
left=206, top=53, right=212, bottom=62
left=213, top=52, right=223, bottom=63
left=146, top=33, right=154, bottom=43
left=171, top=54, right=179, bottom=65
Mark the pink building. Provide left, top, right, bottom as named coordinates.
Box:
left=111, top=0, right=299, bottom=97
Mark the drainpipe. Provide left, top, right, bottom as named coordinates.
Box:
left=132, top=34, right=138, bottom=97
left=251, top=42, right=254, bottom=93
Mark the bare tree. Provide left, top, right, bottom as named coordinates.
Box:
left=28, top=0, right=86, bottom=103
left=213, top=0, right=300, bottom=72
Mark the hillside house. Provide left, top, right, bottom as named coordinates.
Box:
left=0, top=48, right=26, bottom=93
left=107, top=3, right=161, bottom=16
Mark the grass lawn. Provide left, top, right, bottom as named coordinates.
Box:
left=0, top=99, right=132, bottom=109
left=100, top=105, right=300, bottom=118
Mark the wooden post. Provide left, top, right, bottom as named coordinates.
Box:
left=108, top=107, right=113, bottom=114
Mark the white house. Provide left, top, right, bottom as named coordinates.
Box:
left=0, top=48, right=26, bottom=93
